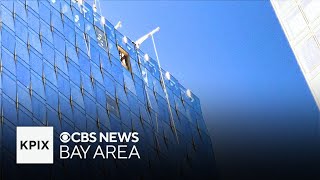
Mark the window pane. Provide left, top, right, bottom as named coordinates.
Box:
left=42, top=42, right=55, bottom=65
left=103, top=73, right=115, bottom=95
left=55, top=52, right=68, bottom=76
left=45, top=84, right=59, bottom=111
left=73, top=106, right=86, bottom=131
left=2, top=72, right=16, bottom=101
left=57, top=72, right=71, bottom=98
left=85, top=20, right=95, bottom=39
left=283, top=6, right=307, bottom=39
left=71, top=82, right=84, bottom=109
left=51, top=9, right=64, bottom=33
left=124, top=73, right=136, bottom=95
left=53, top=32, right=66, bottom=54
left=29, top=51, right=43, bottom=75
left=64, top=24, right=75, bottom=44
left=68, top=62, right=81, bottom=86
left=31, top=72, right=45, bottom=100
left=29, top=29, right=42, bottom=53
left=76, top=32, right=88, bottom=55
left=73, top=7, right=84, bottom=31
left=2, top=26, right=15, bottom=53
left=94, top=83, right=106, bottom=108
left=1, top=6, right=15, bottom=31
left=47, top=107, right=61, bottom=133
left=17, top=60, right=31, bottom=88
left=296, top=37, right=320, bottom=73
left=107, top=40, right=119, bottom=58
left=83, top=94, right=97, bottom=119
left=43, top=60, right=57, bottom=87
left=79, top=52, right=91, bottom=75
left=15, top=17, right=28, bottom=45
left=27, top=9, right=39, bottom=33
left=32, top=95, right=46, bottom=124
left=97, top=104, right=110, bottom=129
left=301, top=0, right=320, bottom=23
left=26, top=0, right=39, bottom=13
left=91, top=63, right=103, bottom=84
left=15, top=39, right=29, bottom=63
left=81, top=72, right=94, bottom=96
left=18, top=109, right=33, bottom=126
left=3, top=96, right=18, bottom=125
left=61, top=0, right=73, bottom=20
left=115, top=82, right=128, bottom=105
left=2, top=48, right=16, bottom=76
left=14, top=1, right=27, bottom=21
left=40, top=20, right=53, bottom=44
left=59, top=94, right=73, bottom=121
left=17, top=85, right=32, bottom=112
left=66, top=42, right=79, bottom=65
left=107, top=94, right=119, bottom=117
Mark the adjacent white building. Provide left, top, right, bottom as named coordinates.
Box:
left=271, top=0, right=320, bottom=109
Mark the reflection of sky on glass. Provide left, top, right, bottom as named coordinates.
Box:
left=99, top=1, right=319, bottom=176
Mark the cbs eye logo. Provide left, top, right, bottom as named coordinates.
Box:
left=60, top=132, right=71, bottom=143
left=16, top=127, right=54, bottom=164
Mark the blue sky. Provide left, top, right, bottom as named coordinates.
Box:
left=99, top=1, right=319, bottom=176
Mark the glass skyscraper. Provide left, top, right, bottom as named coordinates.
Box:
left=0, top=0, right=216, bottom=179
left=271, top=0, right=320, bottom=109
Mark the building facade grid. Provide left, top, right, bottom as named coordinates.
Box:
left=0, top=0, right=215, bottom=179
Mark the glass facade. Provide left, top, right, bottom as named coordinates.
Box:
left=271, top=0, right=320, bottom=109
left=0, top=0, right=216, bottom=179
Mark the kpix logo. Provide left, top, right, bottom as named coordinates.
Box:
left=16, top=127, right=54, bottom=164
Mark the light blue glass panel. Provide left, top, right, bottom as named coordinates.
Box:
left=45, top=83, right=59, bottom=111
left=16, top=59, right=30, bottom=88
left=43, top=60, right=57, bottom=87
left=59, top=94, right=73, bottom=121
left=2, top=26, right=15, bottom=53
left=72, top=7, right=84, bottom=31
left=2, top=48, right=16, bottom=76
left=1, top=6, right=15, bottom=31
left=83, top=93, right=97, bottom=119
left=2, top=72, right=16, bottom=101
left=39, top=1, right=50, bottom=23
left=15, top=17, right=28, bottom=44
left=15, top=39, right=29, bottom=63
left=73, top=106, right=86, bottom=131
left=79, top=52, right=91, bottom=75
left=29, top=29, right=42, bottom=53
left=40, top=20, right=53, bottom=44
left=57, top=72, right=71, bottom=98
left=42, top=42, right=55, bottom=65
left=61, top=0, right=73, bottom=20
left=68, top=61, right=81, bottom=86
left=64, top=24, right=75, bottom=44
left=91, top=63, right=103, bottom=84
left=70, top=82, right=84, bottom=109
left=103, top=72, right=116, bottom=97
left=2, top=95, right=17, bottom=125
left=53, top=32, right=66, bottom=54
left=94, top=83, right=106, bottom=108
left=14, top=1, right=27, bottom=21
left=27, top=9, right=39, bottom=33
left=29, top=50, right=43, bottom=75
left=51, top=9, right=64, bottom=33
left=26, top=0, right=39, bottom=13
left=55, top=52, right=68, bottom=76
left=17, top=84, right=32, bottom=112
left=31, top=72, right=45, bottom=100
left=66, top=42, right=78, bottom=65
left=81, top=72, right=94, bottom=96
